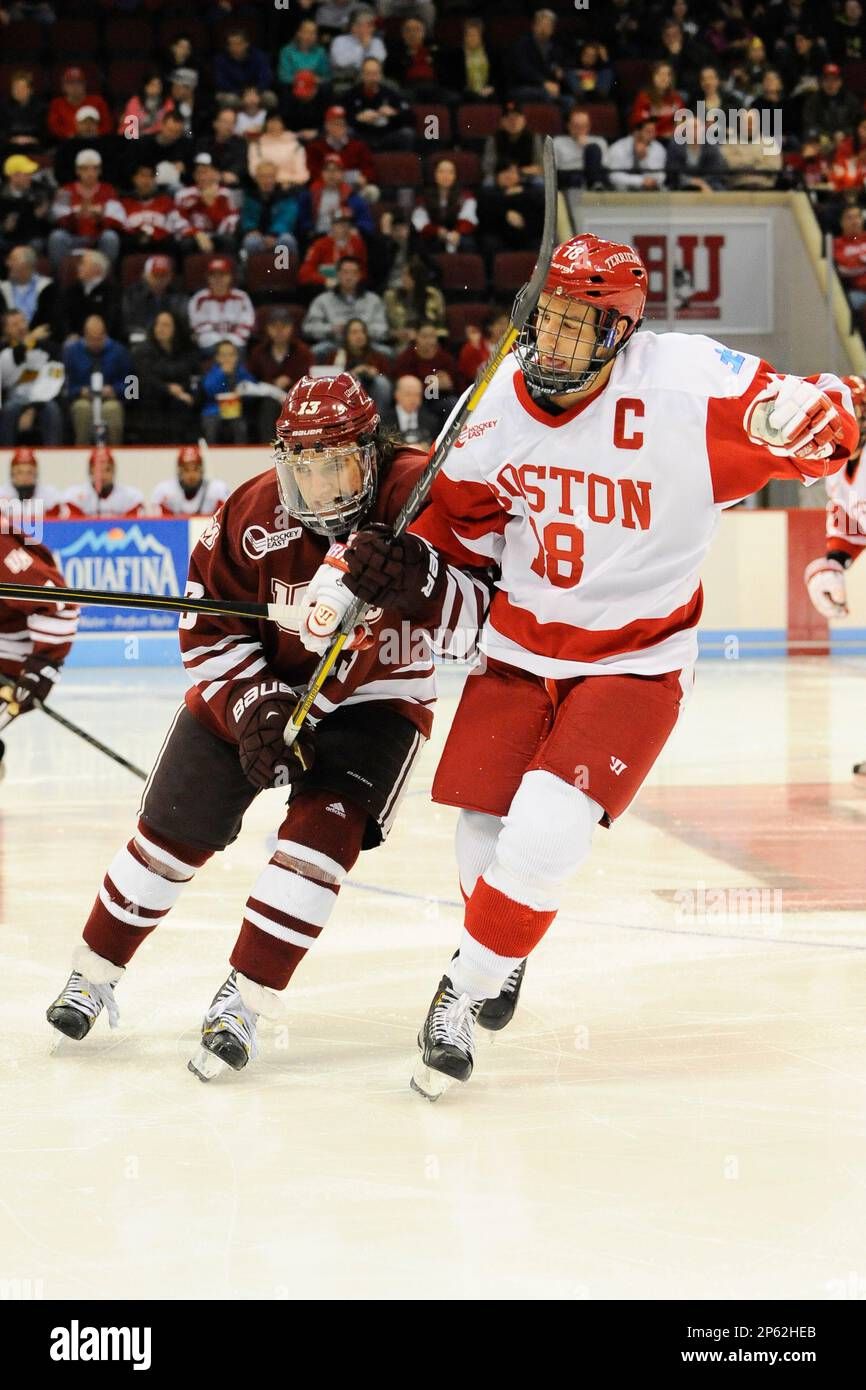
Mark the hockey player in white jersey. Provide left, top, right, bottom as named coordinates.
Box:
left=339, top=232, right=859, bottom=1098
left=150, top=444, right=229, bottom=517
left=804, top=372, right=866, bottom=774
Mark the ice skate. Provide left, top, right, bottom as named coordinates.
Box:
left=46, top=944, right=123, bottom=1042
left=853, top=760, right=866, bottom=777
left=478, top=959, right=526, bottom=1033
left=188, top=970, right=286, bottom=1082
left=410, top=974, right=483, bottom=1101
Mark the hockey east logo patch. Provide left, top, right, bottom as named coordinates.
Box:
left=242, top=524, right=303, bottom=561
left=454, top=418, right=498, bottom=448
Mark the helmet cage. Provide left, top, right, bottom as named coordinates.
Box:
left=514, top=291, right=636, bottom=395
left=273, top=435, right=377, bottom=538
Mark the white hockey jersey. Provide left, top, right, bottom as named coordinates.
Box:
left=150, top=476, right=230, bottom=517
left=63, top=482, right=145, bottom=517
left=412, top=332, right=856, bottom=678
left=188, top=288, right=255, bottom=350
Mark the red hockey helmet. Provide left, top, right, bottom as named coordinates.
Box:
left=177, top=444, right=203, bottom=466
left=515, top=234, right=648, bottom=395
left=273, top=372, right=380, bottom=536
left=88, top=446, right=115, bottom=469
left=10, top=447, right=38, bottom=468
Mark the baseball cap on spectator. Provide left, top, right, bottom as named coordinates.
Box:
left=194, top=153, right=213, bottom=165
left=75, top=149, right=102, bottom=166
left=325, top=106, right=347, bottom=123
left=208, top=256, right=232, bottom=274
left=63, top=66, right=85, bottom=83
left=503, top=99, right=523, bottom=114
left=822, top=63, right=842, bottom=76
left=145, top=255, right=172, bottom=277
left=75, top=105, right=100, bottom=123
left=323, top=153, right=343, bottom=168
left=293, top=71, right=319, bottom=98
left=4, top=154, right=39, bottom=175
left=171, top=68, right=199, bottom=87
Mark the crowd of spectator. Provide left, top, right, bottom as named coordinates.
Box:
left=2, top=0, right=866, bottom=457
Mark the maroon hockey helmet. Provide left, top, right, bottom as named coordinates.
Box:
left=515, top=234, right=648, bottom=395
left=10, top=447, right=38, bottom=468
left=273, top=373, right=380, bottom=537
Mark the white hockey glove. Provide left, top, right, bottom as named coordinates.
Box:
left=804, top=556, right=849, bottom=618
left=299, top=542, right=381, bottom=656
left=745, top=377, right=845, bottom=461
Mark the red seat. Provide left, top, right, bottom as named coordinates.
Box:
left=492, top=251, right=537, bottom=296
left=120, top=254, right=151, bottom=288
left=108, top=61, right=154, bottom=104
left=433, top=253, right=487, bottom=297
left=457, top=103, right=502, bottom=143
left=614, top=59, right=653, bottom=102
left=105, top=17, right=155, bottom=56
left=371, top=151, right=423, bottom=191
left=427, top=149, right=481, bottom=186
left=0, top=64, right=47, bottom=96
left=4, top=21, right=45, bottom=58
left=412, top=103, right=452, bottom=144
left=245, top=250, right=298, bottom=301
left=522, top=103, right=564, bottom=137
left=50, top=20, right=101, bottom=59
left=183, top=253, right=237, bottom=292
left=445, top=302, right=491, bottom=349
left=844, top=60, right=866, bottom=96
left=158, top=17, right=209, bottom=53
left=581, top=102, right=620, bottom=141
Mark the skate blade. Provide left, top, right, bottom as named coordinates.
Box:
left=188, top=1045, right=231, bottom=1083
left=410, top=1057, right=458, bottom=1101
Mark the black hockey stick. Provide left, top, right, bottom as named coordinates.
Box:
left=0, top=580, right=302, bottom=626
left=281, top=134, right=560, bottom=747
left=35, top=701, right=148, bottom=781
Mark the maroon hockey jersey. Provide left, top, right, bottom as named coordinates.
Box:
left=181, top=449, right=490, bottom=743
left=0, top=532, right=80, bottom=683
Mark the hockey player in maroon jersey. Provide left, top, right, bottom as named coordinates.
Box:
left=45, top=373, right=490, bottom=1080
left=0, top=530, right=80, bottom=774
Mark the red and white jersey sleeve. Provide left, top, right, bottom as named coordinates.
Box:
left=174, top=187, right=239, bottom=238
left=411, top=333, right=857, bottom=681
left=825, top=454, right=866, bottom=562
left=180, top=451, right=490, bottom=744
left=0, top=533, right=79, bottom=676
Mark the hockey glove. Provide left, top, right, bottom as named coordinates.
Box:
left=344, top=525, right=445, bottom=614
left=0, top=655, right=59, bottom=727
left=299, top=543, right=381, bottom=656
left=227, top=680, right=315, bottom=790
left=804, top=556, right=849, bottom=618
left=745, top=377, right=844, bottom=461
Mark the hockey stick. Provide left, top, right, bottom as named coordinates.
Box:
left=0, top=685, right=147, bottom=779
left=0, top=580, right=303, bottom=627
left=281, top=135, right=560, bottom=747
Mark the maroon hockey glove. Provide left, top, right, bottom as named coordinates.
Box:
left=226, top=680, right=315, bottom=791
left=344, top=524, right=444, bottom=615
left=11, top=654, right=59, bottom=714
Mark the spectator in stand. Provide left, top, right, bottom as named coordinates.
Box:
left=654, top=19, right=706, bottom=93
left=507, top=7, right=571, bottom=104
left=247, top=113, right=310, bottom=188
left=552, top=107, right=607, bottom=190
left=55, top=250, right=122, bottom=343
left=122, top=255, right=188, bottom=348
left=298, top=152, right=374, bottom=245
left=393, top=322, right=460, bottom=422
left=214, top=27, right=274, bottom=101
left=316, top=0, right=353, bottom=32
left=174, top=156, right=239, bottom=256
left=278, top=17, right=331, bottom=89
left=748, top=70, right=787, bottom=137
left=140, top=110, right=194, bottom=193
left=48, top=150, right=124, bottom=271
left=0, top=1, right=56, bottom=20
left=151, top=444, right=228, bottom=518
left=802, top=63, right=862, bottom=144
left=234, top=88, right=270, bottom=143
left=386, top=15, right=445, bottom=101
left=298, top=207, right=369, bottom=288
left=777, top=29, right=828, bottom=117
left=302, top=255, right=388, bottom=355
left=280, top=69, right=330, bottom=143
left=688, top=65, right=725, bottom=121
left=376, top=0, right=436, bottom=30
left=47, top=67, right=112, bottom=142
left=247, top=305, right=312, bottom=439
left=379, top=372, right=439, bottom=446
left=63, top=447, right=144, bottom=518
left=0, top=309, right=63, bottom=445
left=0, top=447, right=63, bottom=515
left=196, top=107, right=249, bottom=189
left=304, top=104, right=378, bottom=198
left=121, top=163, right=187, bottom=259
left=0, top=71, right=46, bottom=153
left=239, top=160, right=302, bottom=262
left=481, top=102, right=545, bottom=186
left=722, top=107, right=782, bottom=190
left=411, top=158, right=478, bottom=264
left=830, top=1, right=865, bottom=63
left=161, top=35, right=200, bottom=89
left=383, top=254, right=446, bottom=349
left=1, top=245, right=56, bottom=330
left=456, top=310, right=509, bottom=384
left=570, top=41, right=615, bottom=103
left=200, top=339, right=256, bottom=445
left=345, top=57, right=414, bottom=151
left=437, top=16, right=499, bottom=102
left=52, top=105, right=125, bottom=188
left=63, top=314, right=132, bottom=446
left=167, top=70, right=203, bottom=140
left=667, top=110, right=726, bottom=191
left=477, top=161, right=544, bottom=263
left=130, top=309, right=200, bottom=444
left=188, top=257, right=255, bottom=355
left=0, top=154, right=52, bottom=255
left=834, top=204, right=866, bottom=312
left=829, top=117, right=866, bottom=193
left=118, top=75, right=174, bottom=140
left=739, top=35, right=770, bottom=103
left=630, top=62, right=685, bottom=142
left=323, top=316, right=393, bottom=412
left=330, top=8, right=387, bottom=86
left=605, top=118, right=668, bottom=191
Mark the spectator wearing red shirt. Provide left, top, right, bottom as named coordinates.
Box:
left=48, top=150, right=125, bottom=271
left=174, top=156, right=239, bottom=255
left=121, top=163, right=188, bottom=256
left=304, top=105, right=378, bottom=198
left=456, top=311, right=508, bottom=385
left=834, top=204, right=866, bottom=312
left=298, top=207, right=369, bottom=288
left=47, top=67, right=112, bottom=142
left=828, top=119, right=866, bottom=192
left=629, top=62, right=685, bottom=141
left=385, top=15, right=443, bottom=101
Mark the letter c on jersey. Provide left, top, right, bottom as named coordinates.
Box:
left=613, top=398, right=645, bottom=450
